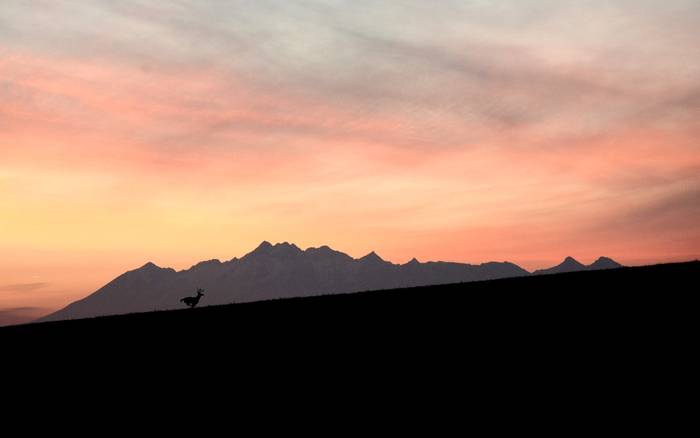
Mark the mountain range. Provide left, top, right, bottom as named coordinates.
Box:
left=38, top=241, right=622, bottom=322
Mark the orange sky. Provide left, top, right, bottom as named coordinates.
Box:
left=1, top=1, right=699, bottom=323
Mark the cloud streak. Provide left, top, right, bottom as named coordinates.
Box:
left=0, top=283, right=48, bottom=293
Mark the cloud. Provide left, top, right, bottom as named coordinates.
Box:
left=618, top=187, right=700, bottom=231
left=2, top=0, right=699, bottom=153
left=0, top=283, right=49, bottom=293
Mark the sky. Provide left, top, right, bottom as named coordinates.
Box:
left=1, top=0, right=699, bottom=324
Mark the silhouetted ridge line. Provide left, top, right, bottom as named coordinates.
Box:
left=36, top=241, right=623, bottom=323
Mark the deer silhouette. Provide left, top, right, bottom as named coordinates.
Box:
left=180, top=288, right=204, bottom=308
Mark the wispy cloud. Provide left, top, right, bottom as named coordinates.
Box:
left=2, top=0, right=698, bottom=151
left=0, top=283, right=48, bottom=293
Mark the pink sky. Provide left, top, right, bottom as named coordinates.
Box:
left=1, top=1, right=699, bottom=323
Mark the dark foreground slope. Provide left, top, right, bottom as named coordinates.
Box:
left=4, top=261, right=697, bottom=346
left=5, top=263, right=694, bottom=429
left=4, top=260, right=697, bottom=408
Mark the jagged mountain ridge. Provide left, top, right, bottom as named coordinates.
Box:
left=38, top=242, right=621, bottom=322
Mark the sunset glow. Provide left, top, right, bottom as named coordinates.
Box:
left=1, top=1, right=699, bottom=323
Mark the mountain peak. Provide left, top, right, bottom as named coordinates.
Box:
left=305, top=245, right=335, bottom=256
left=257, top=241, right=273, bottom=250
left=189, top=259, right=222, bottom=270
left=303, top=245, right=354, bottom=263
left=123, top=261, right=175, bottom=279
left=245, top=241, right=273, bottom=256
left=405, top=257, right=420, bottom=266
left=275, top=241, right=300, bottom=250
left=560, top=256, right=585, bottom=268
left=533, top=256, right=586, bottom=275
left=244, top=241, right=302, bottom=259
left=272, top=241, right=302, bottom=256
left=359, top=251, right=385, bottom=263
left=594, top=256, right=615, bottom=263
left=589, top=256, right=623, bottom=270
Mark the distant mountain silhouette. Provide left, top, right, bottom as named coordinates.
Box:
left=533, top=256, right=587, bottom=275
left=36, top=241, right=620, bottom=322
left=588, top=256, right=623, bottom=270
left=533, top=256, right=623, bottom=275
